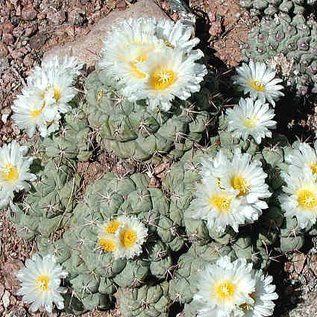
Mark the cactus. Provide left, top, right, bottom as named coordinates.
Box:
left=83, top=68, right=214, bottom=162
left=35, top=172, right=178, bottom=312
left=11, top=159, right=80, bottom=240
left=117, top=282, right=170, bottom=317
left=240, top=0, right=317, bottom=17
left=243, top=13, right=317, bottom=95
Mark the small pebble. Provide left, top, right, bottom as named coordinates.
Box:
left=21, top=6, right=37, bottom=21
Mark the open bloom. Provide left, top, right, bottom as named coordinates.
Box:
left=99, top=17, right=207, bottom=111
left=97, top=216, right=148, bottom=259
left=12, top=56, right=82, bottom=137
left=285, top=140, right=317, bottom=175
left=97, top=218, right=123, bottom=254
left=12, top=88, right=60, bottom=137
left=194, top=256, right=255, bottom=317
left=241, top=270, right=278, bottom=317
left=114, top=216, right=148, bottom=259
left=133, top=48, right=207, bottom=111
left=233, top=60, right=284, bottom=106
left=280, top=168, right=317, bottom=229
left=226, top=98, right=276, bottom=144
left=16, top=254, right=68, bottom=313
left=0, top=141, right=35, bottom=208
left=192, top=150, right=270, bottom=232
left=155, top=19, right=200, bottom=53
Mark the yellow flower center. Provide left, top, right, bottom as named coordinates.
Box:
left=297, top=188, right=317, bottom=210
left=231, top=175, right=249, bottom=196
left=208, top=193, right=232, bottom=213
left=53, top=87, right=62, bottom=102
left=1, top=164, right=19, bottom=182
left=213, top=280, right=237, bottom=301
left=104, top=219, right=121, bottom=235
left=120, top=228, right=137, bottom=248
left=248, top=79, right=266, bottom=92
left=98, top=238, right=117, bottom=252
left=30, top=107, right=43, bottom=118
left=149, top=68, right=177, bottom=90
left=310, top=162, right=317, bottom=174
left=36, top=275, right=50, bottom=292
left=243, top=117, right=258, bottom=129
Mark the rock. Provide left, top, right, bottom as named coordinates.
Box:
left=29, top=32, right=48, bottom=50
left=2, top=259, right=23, bottom=292
left=2, top=33, right=14, bottom=46
left=22, top=54, right=33, bottom=67
left=21, top=6, right=37, bottom=21
left=47, top=10, right=66, bottom=25
left=0, top=283, right=4, bottom=298
left=24, top=24, right=38, bottom=37
left=2, top=290, right=10, bottom=308
left=289, top=291, right=317, bottom=316
left=44, top=0, right=169, bottom=67
left=0, top=43, right=8, bottom=58
left=2, top=21, right=14, bottom=34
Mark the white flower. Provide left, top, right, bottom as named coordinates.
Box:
left=226, top=98, right=276, bottom=144
left=113, top=216, right=148, bottom=259
left=280, top=168, right=317, bottom=229
left=234, top=60, right=284, bottom=106
left=12, top=56, right=81, bottom=137
left=16, top=254, right=68, bottom=313
left=240, top=270, right=278, bottom=317
left=285, top=140, right=317, bottom=175
left=99, top=17, right=161, bottom=88
left=193, top=150, right=270, bottom=232
left=12, top=89, right=60, bottom=137
left=221, top=149, right=271, bottom=222
left=191, top=176, right=244, bottom=232
left=97, top=218, right=123, bottom=254
left=99, top=17, right=207, bottom=111
left=0, top=141, right=36, bottom=208
left=132, top=48, right=207, bottom=111
left=155, top=19, right=200, bottom=53
left=194, top=256, right=255, bottom=317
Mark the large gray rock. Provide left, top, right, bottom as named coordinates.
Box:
left=44, top=0, right=169, bottom=67
left=289, top=291, right=317, bottom=317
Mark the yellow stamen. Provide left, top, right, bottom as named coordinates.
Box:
left=297, top=188, right=317, bottom=210
left=104, top=219, right=121, bottom=235
left=30, top=108, right=43, bottom=118
left=248, top=79, right=266, bottom=92
left=208, top=193, right=232, bottom=213
left=1, top=164, right=19, bottom=182
left=310, top=162, right=317, bottom=174
left=214, top=280, right=237, bottom=301
left=53, top=87, right=61, bottom=102
left=243, top=117, right=258, bottom=129
left=231, top=175, right=249, bottom=196
left=36, top=275, right=50, bottom=292
left=98, top=238, right=117, bottom=252
left=129, top=61, right=146, bottom=79
left=163, top=40, right=175, bottom=49
left=149, top=68, right=176, bottom=90
left=120, top=228, right=137, bottom=248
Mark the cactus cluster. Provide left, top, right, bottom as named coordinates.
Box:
left=242, top=9, right=317, bottom=95
left=11, top=14, right=317, bottom=317
left=240, top=0, right=317, bottom=17
left=83, top=68, right=215, bottom=162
